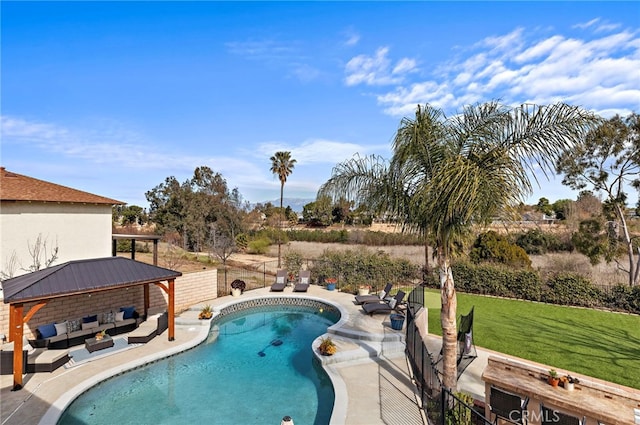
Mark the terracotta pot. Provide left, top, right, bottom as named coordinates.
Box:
left=548, top=377, right=560, bottom=387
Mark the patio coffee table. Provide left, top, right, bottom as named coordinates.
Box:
left=85, top=334, right=114, bottom=353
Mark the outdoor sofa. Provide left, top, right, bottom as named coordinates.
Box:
left=31, top=307, right=140, bottom=349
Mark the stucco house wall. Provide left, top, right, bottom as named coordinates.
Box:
left=0, top=202, right=114, bottom=278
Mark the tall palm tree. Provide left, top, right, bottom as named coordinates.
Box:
left=270, top=151, right=297, bottom=267
left=320, top=101, right=598, bottom=390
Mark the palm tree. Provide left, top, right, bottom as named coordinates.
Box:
left=270, top=151, right=297, bottom=268
left=319, top=101, right=598, bottom=390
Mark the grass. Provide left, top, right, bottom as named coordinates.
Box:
left=423, top=288, right=640, bottom=389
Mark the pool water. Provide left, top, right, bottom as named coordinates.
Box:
left=58, top=305, right=338, bottom=425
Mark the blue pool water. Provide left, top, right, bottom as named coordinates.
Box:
left=58, top=305, right=339, bottom=425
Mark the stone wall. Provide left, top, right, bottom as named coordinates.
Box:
left=0, top=269, right=218, bottom=341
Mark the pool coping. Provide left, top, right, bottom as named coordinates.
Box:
left=39, top=294, right=361, bottom=425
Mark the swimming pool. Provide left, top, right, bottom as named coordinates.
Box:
left=58, top=303, right=340, bottom=425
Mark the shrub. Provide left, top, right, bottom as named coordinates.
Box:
left=283, top=250, right=304, bottom=277
left=116, top=240, right=151, bottom=253
left=542, top=273, right=603, bottom=307
left=310, top=246, right=420, bottom=294
left=469, top=231, right=531, bottom=268
left=603, top=284, right=640, bottom=314
left=515, top=229, right=565, bottom=255
left=247, top=237, right=271, bottom=254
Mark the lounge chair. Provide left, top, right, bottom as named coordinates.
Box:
left=354, top=282, right=393, bottom=305
left=270, top=269, right=288, bottom=292
left=435, top=306, right=478, bottom=378
left=362, top=291, right=406, bottom=316
left=127, top=313, right=165, bottom=344
left=293, top=270, right=311, bottom=292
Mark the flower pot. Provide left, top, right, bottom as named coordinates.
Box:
left=231, top=288, right=241, bottom=297
left=548, top=377, right=560, bottom=388
left=564, top=382, right=574, bottom=391
left=326, top=283, right=336, bottom=291
left=358, top=288, right=370, bottom=296
left=390, top=313, right=405, bottom=330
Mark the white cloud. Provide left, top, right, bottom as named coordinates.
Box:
left=573, top=18, right=600, bottom=30
left=371, top=22, right=640, bottom=118
left=256, top=138, right=384, bottom=165
left=344, top=47, right=418, bottom=86
left=342, top=28, right=360, bottom=47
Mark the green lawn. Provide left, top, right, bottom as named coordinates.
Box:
left=422, top=288, right=640, bottom=389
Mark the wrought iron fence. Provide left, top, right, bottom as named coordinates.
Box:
left=406, top=285, right=492, bottom=425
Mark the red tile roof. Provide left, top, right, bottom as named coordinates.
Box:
left=0, top=167, right=124, bottom=205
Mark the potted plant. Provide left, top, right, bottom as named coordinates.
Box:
left=561, top=374, right=580, bottom=391
left=358, top=285, right=371, bottom=296
left=548, top=369, right=560, bottom=387
left=317, top=336, right=337, bottom=356
left=198, top=304, right=213, bottom=320
left=325, top=278, right=337, bottom=291
left=95, top=330, right=107, bottom=341
left=231, top=279, right=246, bottom=297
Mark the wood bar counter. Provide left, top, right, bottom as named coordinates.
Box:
left=482, top=356, right=640, bottom=425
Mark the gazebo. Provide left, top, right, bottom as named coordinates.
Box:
left=1, top=256, right=181, bottom=390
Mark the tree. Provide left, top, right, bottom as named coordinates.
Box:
left=320, top=101, right=597, bottom=390
left=302, top=196, right=333, bottom=226
left=557, top=113, right=640, bottom=286
left=270, top=151, right=296, bottom=267
left=146, top=166, right=245, bottom=252
left=535, top=197, right=554, bottom=216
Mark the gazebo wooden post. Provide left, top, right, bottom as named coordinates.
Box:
left=144, top=283, right=150, bottom=318
left=168, top=279, right=175, bottom=341
left=10, top=304, right=24, bottom=390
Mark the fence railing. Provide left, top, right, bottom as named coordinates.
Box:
left=406, top=284, right=492, bottom=425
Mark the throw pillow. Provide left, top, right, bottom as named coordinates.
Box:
left=115, top=311, right=125, bottom=322
left=82, top=314, right=98, bottom=324
left=69, top=319, right=81, bottom=332
left=378, top=290, right=387, bottom=300
left=120, top=306, right=136, bottom=319
left=37, top=323, right=57, bottom=339
left=101, top=311, right=115, bottom=324
left=81, top=320, right=99, bottom=330
left=54, top=322, right=68, bottom=336
left=301, top=277, right=309, bottom=284
left=276, top=276, right=284, bottom=284
left=389, top=298, right=397, bottom=309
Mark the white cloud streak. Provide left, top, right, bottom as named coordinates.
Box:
left=344, top=47, right=418, bottom=86
left=366, top=23, right=640, bottom=117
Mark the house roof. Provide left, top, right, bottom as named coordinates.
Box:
left=1, top=257, right=182, bottom=304
left=0, top=167, right=124, bottom=204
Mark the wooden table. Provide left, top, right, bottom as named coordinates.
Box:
left=84, top=335, right=114, bottom=353
left=482, top=356, right=640, bottom=425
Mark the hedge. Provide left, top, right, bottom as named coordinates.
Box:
left=424, top=261, right=639, bottom=315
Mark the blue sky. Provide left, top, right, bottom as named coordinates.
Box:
left=2, top=1, right=639, bottom=210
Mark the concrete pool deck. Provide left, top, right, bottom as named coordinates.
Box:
left=0, top=285, right=483, bottom=425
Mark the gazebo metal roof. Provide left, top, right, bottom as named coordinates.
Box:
left=2, top=256, right=181, bottom=304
